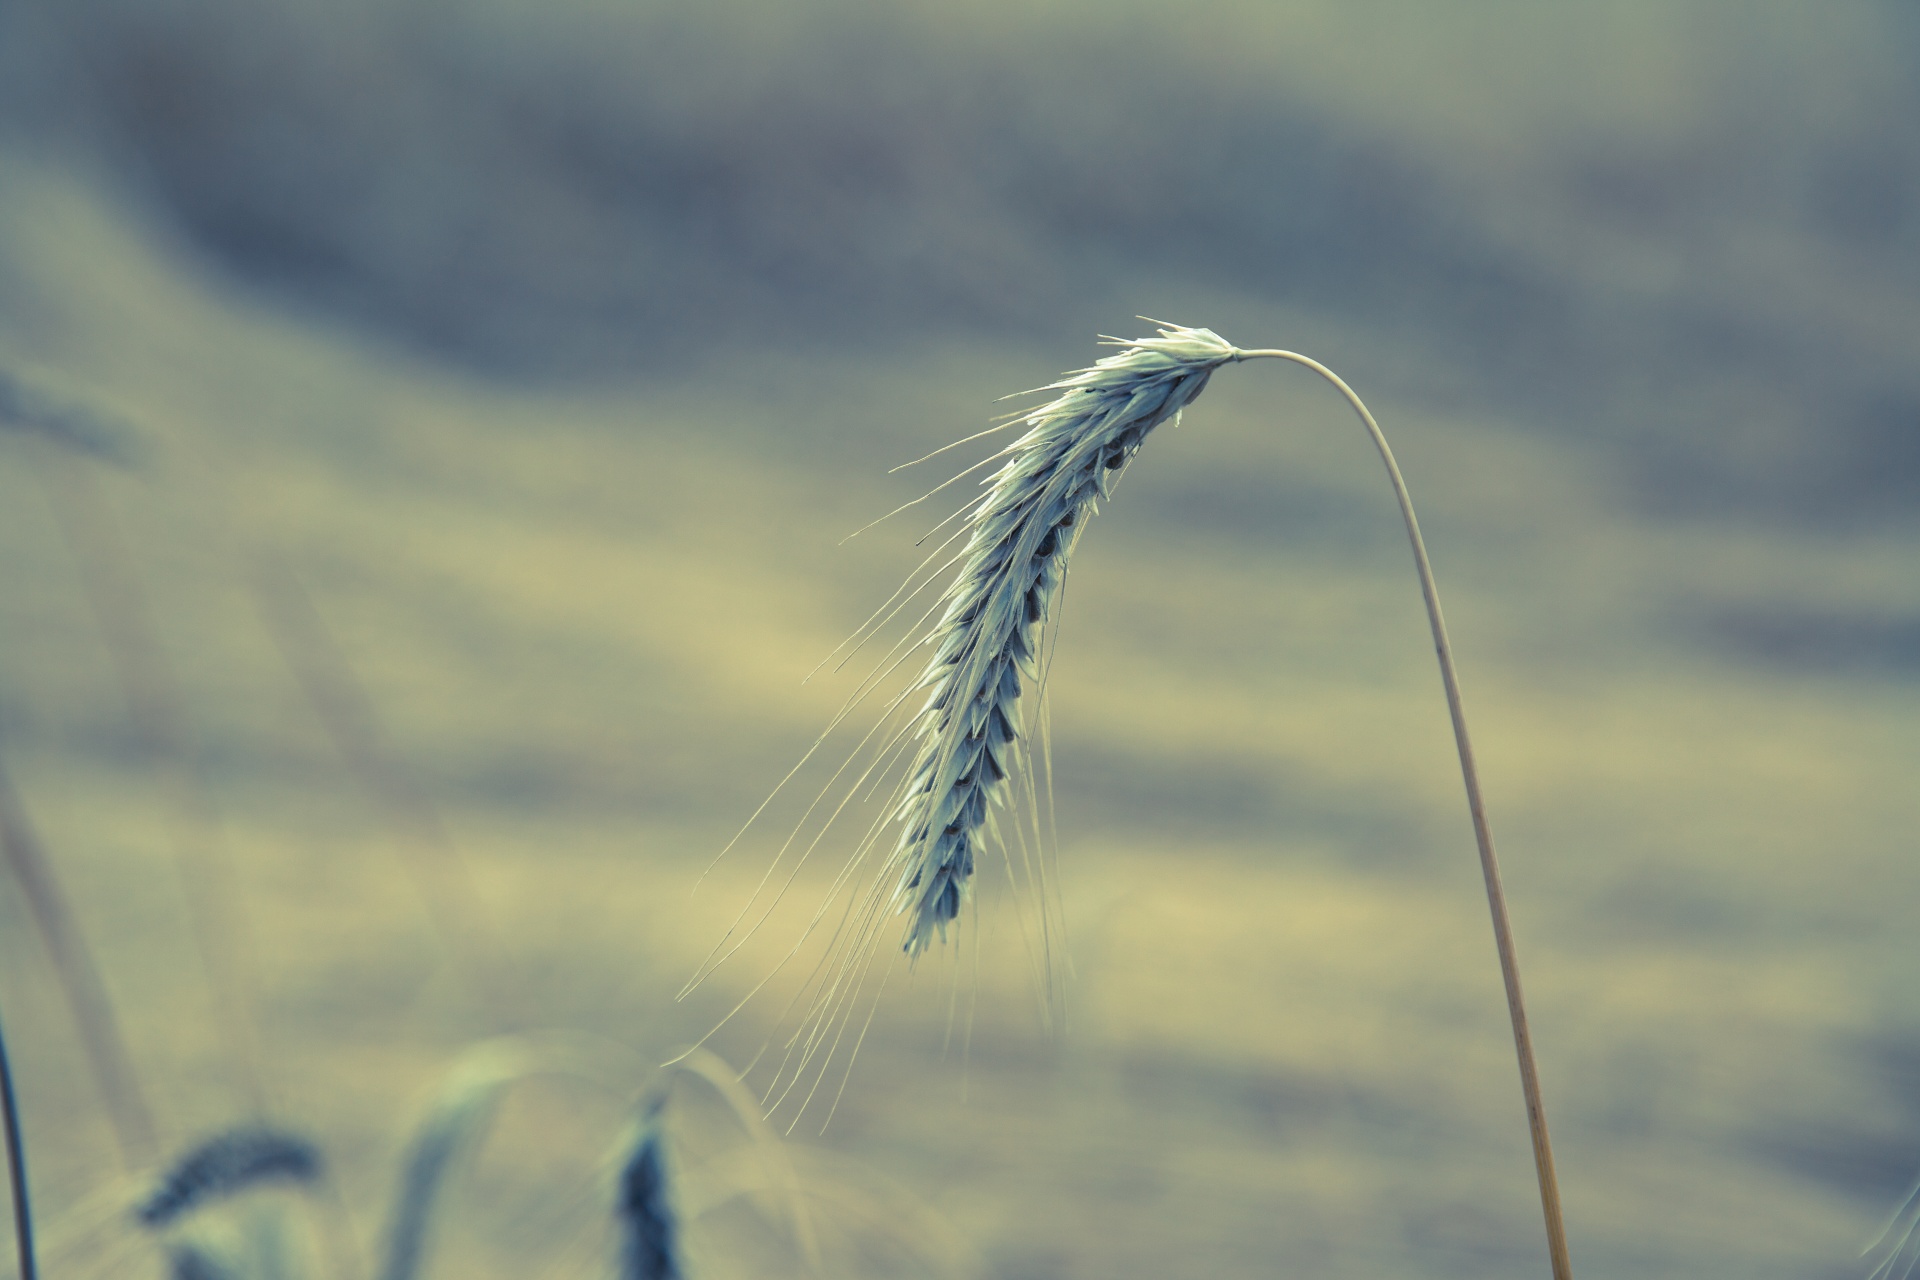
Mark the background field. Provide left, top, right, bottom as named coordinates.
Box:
left=2, top=2, right=1919, bottom=1277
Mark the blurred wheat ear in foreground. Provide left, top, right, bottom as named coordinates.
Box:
left=617, top=1094, right=682, bottom=1280
left=727, top=322, right=1574, bottom=1276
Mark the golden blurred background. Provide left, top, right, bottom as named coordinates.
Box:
left=1, top=2, right=1918, bottom=1276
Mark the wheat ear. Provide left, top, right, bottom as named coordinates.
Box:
left=883, top=323, right=1239, bottom=954
left=136, top=1128, right=323, bottom=1231
left=1230, top=346, right=1573, bottom=1280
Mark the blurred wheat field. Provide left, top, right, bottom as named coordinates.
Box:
left=0, top=159, right=1914, bottom=1279
left=4, top=3, right=1920, bottom=1277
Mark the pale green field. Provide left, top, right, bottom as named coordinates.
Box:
left=2, top=131, right=1919, bottom=1280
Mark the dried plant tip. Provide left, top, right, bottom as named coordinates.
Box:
left=0, top=365, right=138, bottom=464
left=887, top=321, right=1237, bottom=955
left=617, top=1097, right=683, bottom=1280
left=137, top=1128, right=323, bottom=1231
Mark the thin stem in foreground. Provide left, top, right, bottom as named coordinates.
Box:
left=250, top=557, right=508, bottom=1022
left=0, top=747, right=159, bottom=1170
left=1232, top=349, right=1574, bottom=1280
left=0, top=1001, right=39, bottom=1280
left=42, top=458, right=272, bottom=1116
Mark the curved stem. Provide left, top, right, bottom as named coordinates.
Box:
left=0, top=1002, right=39, bottom=1280
left=1232, top=349, right=1573, bottom=1280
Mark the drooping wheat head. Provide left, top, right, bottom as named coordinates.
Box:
left=686, top=323, right=1243, bottom=1120
left=882, top=322, right=1237, bottom=955
left=711, top=325, right=1575, bottom=1279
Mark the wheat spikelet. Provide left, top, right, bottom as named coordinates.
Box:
left=882, top=321, right=1236, bottom=955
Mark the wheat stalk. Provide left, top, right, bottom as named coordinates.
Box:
left=0, top=999, right=38, bottom=1280
left=1227, top=345, right=1572, bottom=1280
left=0, top=745, right=160, bottom=1170
left=792, top=323, right=1573, bottom=1276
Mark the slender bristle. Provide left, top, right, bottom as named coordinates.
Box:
left=883, top=322, right=1238, bottom=955
left=1866, top=1173, right=1920, bottom=1280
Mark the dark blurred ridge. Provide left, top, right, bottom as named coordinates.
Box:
left=3, top=0, right=1919, bottom=521
left=4, top=0, right=1493, bottom=370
